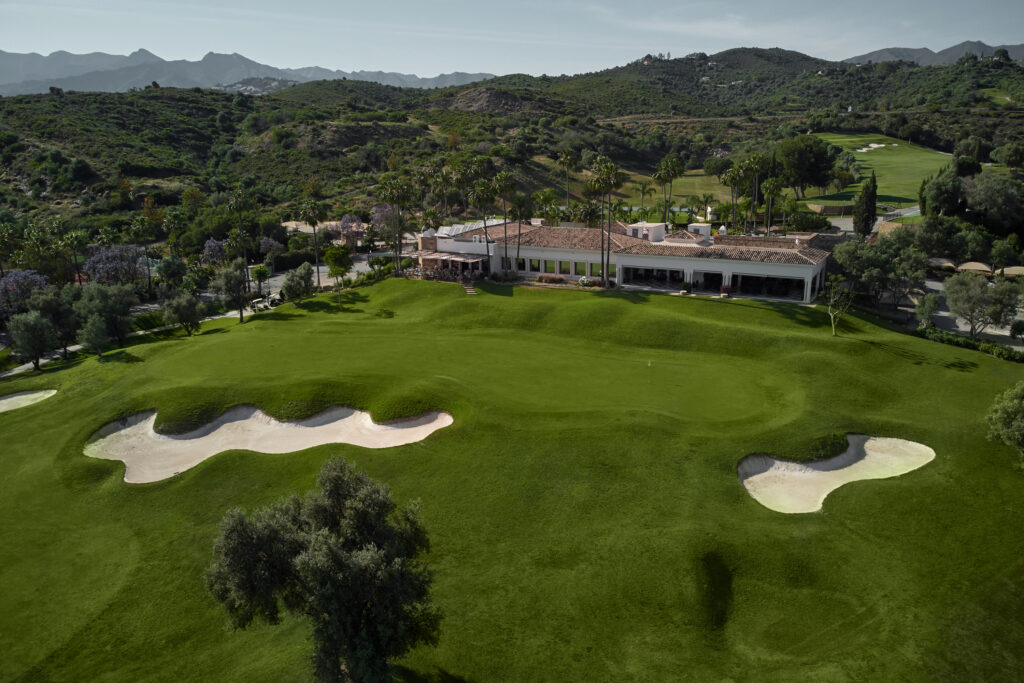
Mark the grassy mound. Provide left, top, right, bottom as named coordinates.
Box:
left=2, top=279, right=1023, bottom=681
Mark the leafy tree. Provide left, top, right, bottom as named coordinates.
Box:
left=0, top=268, right=48, bottom=323
left=324, top=245, right=353, bottom=288
left=924, top=166, right=965, bottom=217
left=163, top=291, right=202, bottom=336
left=282, top=262, right=315, bottom=303
left=991, top=235, right=1022, bottom=272
left=78, top=313, right=109, bottom=358
left=963, top=173, right=1024, bottom=237
left=8, top=310, right=55, bottom=370
left=944, top=272, right=1021, bottom=339
left=260, top=237, right=284, bottom=270
left=29, top=284, right=79, bottom=358
left=824, top=274, right=853, bottom=337
left=1011, top=320, right=1024, bottom=344
left=73, top=284, right=137, bottom=346
left=251, top=264, right=269, bottom=297
left=83, top=245, right=145, bottom=286
left=776, top=135, right=833, bottom=199
left=205, top=457, right=440, bottom=682
left=915, top=293, right=941, bottom=327
left=155, top=255, right=187, bottom=289
left=703, top=156, right=733, bottom=181
left=212, top=260, right=249, bottom=323
left=203, top=238, right=227, bottom=266
left=987, top=381, right=1024, bottom=464
left=852, top=172, right=877, bottom=239
left=992, top=142, right=1024, bottom=169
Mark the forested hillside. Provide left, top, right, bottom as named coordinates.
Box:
left=0, top=47, right=1022, bottom=272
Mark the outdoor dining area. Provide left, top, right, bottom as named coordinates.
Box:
left=403, top=250, right=490, bottom=281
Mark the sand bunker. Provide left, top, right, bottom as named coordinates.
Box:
left=84, top=406, right=454, bottom=483
left=0, top=389, right=57, bottom=413
left=737, top=435, right=934, bottom=514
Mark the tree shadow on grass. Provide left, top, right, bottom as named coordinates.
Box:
left=473, top=281, right=512, bottom=297
left=392, top=665, right=472, bottom=683
left=102, top=349, right=143, bottom=364
left=199, top=327, right=229, bottom=335
left=251, top=310, right=301, bottom=322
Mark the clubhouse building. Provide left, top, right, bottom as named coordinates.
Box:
left=409, top=220, right=833, bottom=303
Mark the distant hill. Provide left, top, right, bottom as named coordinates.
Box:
left=0, top=48, right=162, bottom=84
left=846, top=41, right=1024, bottom=65
left=0, top=49, right=494, bottom=95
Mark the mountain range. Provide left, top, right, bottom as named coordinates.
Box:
left=845, top=40, right=1024, bottom=65
left=0, top=49, right=494, bottom=96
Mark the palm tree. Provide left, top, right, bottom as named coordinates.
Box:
left=651, top=161, right=673, bottom=224
left=761, top=177, right=783, bottom=235
left=492, top=170, right=515, bottom=271
left=636, top=180, right=654, bottom=215
left=509, top=192, right=533, bottom=265
left=298, top=197, right=327, bottom=289
left=532, top=188, right=559, bottom=225
left=721, top=166, right=742, bottom=231
left=467, top=179, right=496, bottom=259
left=557, top=149, right=580, bottom=208
left=375, top=177, right=413, bottom=275
left=698, top=192, right=716, bottom=221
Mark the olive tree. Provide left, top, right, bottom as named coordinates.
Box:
left=8, top=310, right=55, bottom=370
left=212, top=260, right=249, bottom=323
left=944, top=272, right=1021, bottom=339
left=206, top=457, right=440, bottom=683
left=281, top=262, right=315, bottom=303
left=163, top=292, right=202, bottom=336
left=987, top=381, right=1024, bottom=464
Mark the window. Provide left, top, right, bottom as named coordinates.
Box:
left=516, top=258, right=526, bottom=271
left=575, top=262, right=586, bottom=276
left=559, top=261, right=571, bottom=275
left=632, top=228, right=639, bottom=237
left=545, top=260, right=556, bottom=274
left=529, top=259, right=541, bottom=272
left=608, top=264, right=616, bottom=277
left=590, top=263, right=602, bottom=276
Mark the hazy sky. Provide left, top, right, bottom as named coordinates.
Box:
left=1, top=0, right=1021, bottom=76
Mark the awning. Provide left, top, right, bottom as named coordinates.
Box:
left=406, top=250, right=488, bottom=264
left=997, top=266, right=1024, bottom=278
left=957, top=261, right=992, bottom=274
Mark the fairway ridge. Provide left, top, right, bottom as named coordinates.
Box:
left=0, top=389, right=56, bottom=413
left=738, top=435, right=935, bottom=513
left=84, top=405, right=454, bottom=483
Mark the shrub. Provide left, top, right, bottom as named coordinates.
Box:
left=537, top=274, right=565, bottom=284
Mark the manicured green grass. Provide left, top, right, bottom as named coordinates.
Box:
left=3, top=280, right=1024, bottom=681
left=811, top=132, right=951, bottom=205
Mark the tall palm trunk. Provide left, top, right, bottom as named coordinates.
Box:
left=313, top=226, right=321, bottom=289
left=502, top=200, right=508, bottom=272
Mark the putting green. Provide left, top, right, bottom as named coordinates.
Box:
left=1, top=280, right=1023, bottom=681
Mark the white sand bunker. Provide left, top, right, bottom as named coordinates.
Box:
left=738, top=435, right=935, bottom=514
left=84, top=406, right=454, bottom=483
left=0, top=389, right=57, bottom=413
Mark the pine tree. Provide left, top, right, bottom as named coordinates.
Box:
left=853, top=171, right=877, bottom=238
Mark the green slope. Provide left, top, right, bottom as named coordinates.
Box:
left=2, top=280, right=1023, bottom=681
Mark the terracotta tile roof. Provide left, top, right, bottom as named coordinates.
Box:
left=616, top=242, right=831, bottom=265
left=665, top=230, right=706, bottom=241
left=495, top=226, right=649, bottom=251
left=451, top=222, right=539, bottom=241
